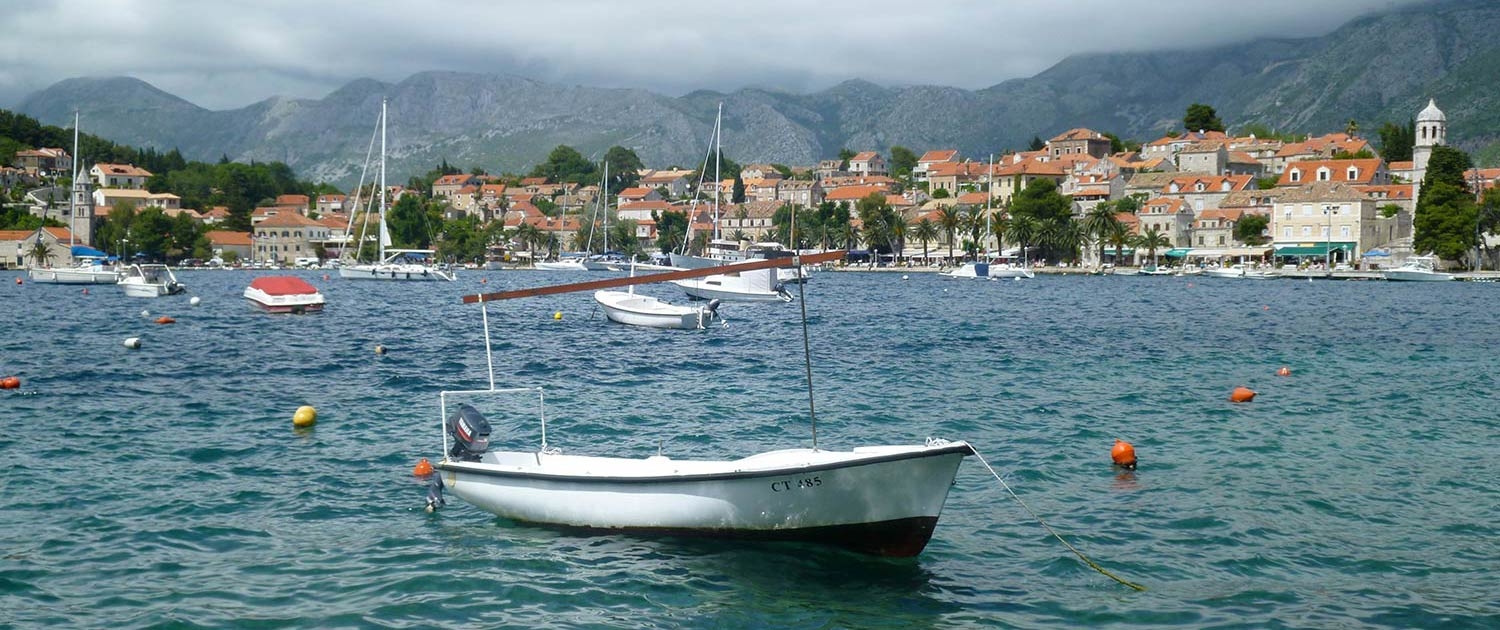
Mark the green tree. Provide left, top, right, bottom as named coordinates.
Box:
left=603, top=146, right=644, bottom=195
left=1028, top=136, right=1045, bottom=152
left=931, top=187, right=950, bottom=199
left=889, top=146, right=918, bottom=179
left=386, top=194, right=432, bottom=248
left=27, top=239, right=52, bottom=267
left=529, top=145, right=596, bottom=184
left=731, top=175, right=745, bottom=204
left=653, top=209, right=688, bottom=255
left=1082, top=204, right=1121, bottom=267
left=1413, top=145, right=1477, bottom=264
left=1183, top=103, right=1225, bottom=133
left=856, top=193, right=901, bottom=256
left=438, top=215, right=486, bottom=262
left=1234, top=214, right=1270, bottom=245
left=913, top=218, right=938, bottom=261
left=1377, top=120, right=1415, bottom=163
left=1133, top=225, right=1172, bottom=266
left=936, top=206, right=961, bottom=260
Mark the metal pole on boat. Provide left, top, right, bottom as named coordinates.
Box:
left=791, top=210, right=818, bottom=450
left=479, top=293, right=495, bottom=391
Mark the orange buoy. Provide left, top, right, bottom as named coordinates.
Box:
left=155, top=316, right=176, bottom=324
left=1111, top=439, right=1137, bottom=469
left=0, top=376, right=20, bottom=389
left=1276, top=366, right=1292, bottom=377
left=322, top=274, right=330, bottom=281
left=413, top=458, right=434, bottom=476
left=82, top=288, right=89, bottom=295
left=480, top=277, right=488, bottom=284
left=1230, top=386, right=1257, bottom=403
left=13, top=277, right=21, bottom=285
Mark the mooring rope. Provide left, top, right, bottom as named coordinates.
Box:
left=970, top=445, right=1146, bottom=592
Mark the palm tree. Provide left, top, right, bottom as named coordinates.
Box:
left=1082, top=204, right=1121, bottom=268
left=1009, top=215, right=1040, bottom=266
left=888, top=214, right=908, bottom=264
left=936, top=206, right=961, bottom=262
left=27, top=239, right=52, bottom=268
left=729, top=229, right=749, bottom=243
left=1105, top=221, right=1132, bottom=266
left=1134, top=225, right=1172, bottom=268
left=913, top=218, right=938, bottom=262
left=990, top=212, right=1010, bottom=257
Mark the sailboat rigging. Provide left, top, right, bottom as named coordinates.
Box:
left=27, top=111, right=120, bottom=284
left=339, top=99, right=454, bottom=281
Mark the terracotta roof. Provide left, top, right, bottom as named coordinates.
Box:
left=918, top=149, right=959, bottom=163
left=618, top=187, right=654, bottom=198
left=94, top=163, right=153, bottom=177
left=1141, top=197, right=1186, bottom=215
left=1049, top=128, right=1105, bottom=142
left=1388, top=161, right=1415, bottom=170
left=618, top=200, right=674, bottom=212
left=1355, top=184, right=1413, bottom=200
left=850, top=151, right=879, bottom=162
left=275, top=194, right=310, bottom=206
left=256, top=212, right=323, bottom=228
left=1278, top=159, right=1384, bottom=186
left=825, top=185, right=890, bottom=201
left=955, top=191, right=989, bottom=205
left=1145, top=130, right=1227, bottom=147
left=206, top=230, right=251, bottom=246
left=1163, top=174, right=1254, bottom=193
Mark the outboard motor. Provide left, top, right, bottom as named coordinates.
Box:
left=705, top=299, right=722, bottom=316
left=445, top=403, right=492, bottom=461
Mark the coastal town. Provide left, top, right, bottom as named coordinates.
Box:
left=3, top=99, right=1498, bottom=276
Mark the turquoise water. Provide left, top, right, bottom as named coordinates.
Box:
left=2, top=269, right=1497, bottom=628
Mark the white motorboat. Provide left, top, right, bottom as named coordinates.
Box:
left=118, top=264, right=185, bottom=298
left=1203, top=264, right=1275, bottom=279
left=534, top=258, right=589, bottom=271
left=429, top=250, right=975, bottom=557
left=594, top=290, right=721, bottom=329
left=1140, top=265, right=1175, bottom=276
left=244, top=276, right=325, bottom=314
left=338, top=100, right=455, bottom=282
left=672, top=267, right=791, bottom=302
left=943, top=261, right=1033, bottom=279
left=1383, top=255, right=1454, bottom=282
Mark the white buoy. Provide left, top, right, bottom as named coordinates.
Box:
left=902, top=275, right=909, bottom=280
left=123, top=337, right=141, bottom=349
left=140, top=309, right=151, bottom=318
left=190, top=296, right=201, bottom=306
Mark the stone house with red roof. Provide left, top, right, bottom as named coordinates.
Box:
left=253, top=211, right=330, bottom=264
left=90, top=163, right=152, bottom=189
left=12, top=148, right=71, bottom=176
left=0, top=226, right=72, bottom=268
left=205, top=230, right=252, bottom=261
left=848, top=152, right=887, bottom=177
left=1047, top=129, right=1112, bottom=159
left=913, top=150, right=959, bottom=182
left=1278, top=159, right=1388, bottom=187
left=1138, top=197, right=1194, bottom=248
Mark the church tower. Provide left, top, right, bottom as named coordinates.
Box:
left=1412, top=98, right=1446, bottom=199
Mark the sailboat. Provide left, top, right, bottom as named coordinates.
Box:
left=27, top=112, right=120, bottom=285
left=339, top=99, right=454, bottom=282
left=670, top=103, right=735, bottom=270
left=581, top=162, right=627, bottom=271
left=427, top=251, right=974, bottom=556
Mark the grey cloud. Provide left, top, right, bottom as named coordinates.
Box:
left=0, top=0, right=1430, bottom=109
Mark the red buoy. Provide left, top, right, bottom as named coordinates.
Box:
left=13, top=277, right=21, bottom=285
left=1230, top=386, right=1257, bottom=403
left=1276, top=366, right=1291, bottom=377
left=0, top=376, right=20, bottom=389
left=1111, top=439, right=1137, bottom=469
left=156, top=316, right=176, bottom=324
left=413, top=458, right=434, bottom=476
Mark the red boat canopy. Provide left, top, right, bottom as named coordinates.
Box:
left=249, top=276, right=321, bottom=295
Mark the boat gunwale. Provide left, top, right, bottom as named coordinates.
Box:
left=434, top=441, right=974, bottom=484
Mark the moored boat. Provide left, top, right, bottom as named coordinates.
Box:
left=118, top=264, right=185, bottom=298
left=428, top=250, right=974, bottom=556
left=1382, top=255, right=1453, bottom=282
left=595, top=290, right=721, bottom=329
left=244, top=276, right=325, bottom=313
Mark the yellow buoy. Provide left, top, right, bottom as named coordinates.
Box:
left=553, top=311, right=563, bottom=320
left=293, top=405, right=317, bottom=427
left=375, top=344, right=387, bottom=355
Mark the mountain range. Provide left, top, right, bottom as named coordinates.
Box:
left=16, top=0, right=1500, bottom=187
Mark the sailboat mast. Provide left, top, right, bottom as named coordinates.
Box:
left=379, top=98, right=387, bottom=261
left=602, top=160, right=609, bottom=254
left=713, top=103, right=722, bottom=241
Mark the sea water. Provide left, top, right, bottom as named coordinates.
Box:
left=1, top=269, right=1497, bottom=628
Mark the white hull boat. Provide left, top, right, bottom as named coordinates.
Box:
left=340, top=250, right=454, bottom=281
left=1203, top=264, right=1274, bottom=279
left=438, top=429, right=972, bottom=557
left=594, top=290, right=721, bottom=329
left=118, top=264, right=185, bottom=298
left=672, top=267, right=791, bottom=302
left=27, top=263, right=120, bottom=284
left=534, top=259, right=589, bottom=271
left=943, top=261, right=1034, bottom=279
left=428, top=250, right=974, bottom=557
left=244, top=276, right=326, bottom=313
left=1383, top=256, right=1453, bottom=282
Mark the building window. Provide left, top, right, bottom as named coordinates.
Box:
left=1284, top=227, right=1293, bottom=238
left=1302, top=204, right=1312, bottom=217
left=1290, top=170, right=1302, bottom=183
left=1347, top=167, right=1359, bottom=180
left=1341, top=226, right=1351, bottom=238
left=1321, top=226, right=1329, bottom=238
left=1317, top=168, right=1331, bottom=181
left=1302, top=226, right=1311, bottom=237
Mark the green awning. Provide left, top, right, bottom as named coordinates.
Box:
left=1275, top=243, right=1355, bottom=257
left=1163, top=248, right=1191, bottom=258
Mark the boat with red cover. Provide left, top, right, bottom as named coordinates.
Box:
left=244, top=276, right=326, bottom=314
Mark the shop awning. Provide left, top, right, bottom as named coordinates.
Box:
left=1163, top=248, right=1191, bottom=258
left=1274, top=243, right=1355, bottom=257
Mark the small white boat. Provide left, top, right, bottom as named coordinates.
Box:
left=534, top=257, right=589, bottom=271
left=1383, top=255, right=1454, bottom=282
left=244, top=276, right=326, bottom=314
left=1140, top=265, right=1175, bottom=276
left=1203, top=264, right=1275, bottom=279
left=430, top=250, right=974, bottom=557
left=942, top=261, right=1034, bottom=280
left=672, top=267, right=791, bottom=302
left=594, top=289, right=721, bottom=329
left=1111, top=267, right=1140, bottom=276
left=27, top=257, right=120, bottom=284
left=118, top=264, right=185, bottom=298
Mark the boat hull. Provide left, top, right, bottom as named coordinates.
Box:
left=533, top=260, right=589, bottom=271
left=1382, top=270, right=1454, bottom=282
left=27, top=267, right=120, bottom=284
left=339, top=264, right=454, bottom=281
left=594, top=290, right=713, bottom=329
left=438, top=442, right=972, bottom=557
left=673, top=280, right=789, bottom=302
left=243, top=289, right=326, bottom=313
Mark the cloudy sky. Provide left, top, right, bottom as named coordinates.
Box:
left=1, top=0, right=1425, bottom=110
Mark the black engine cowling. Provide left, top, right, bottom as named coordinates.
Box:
left=446, top=403, right=491, bottom=461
